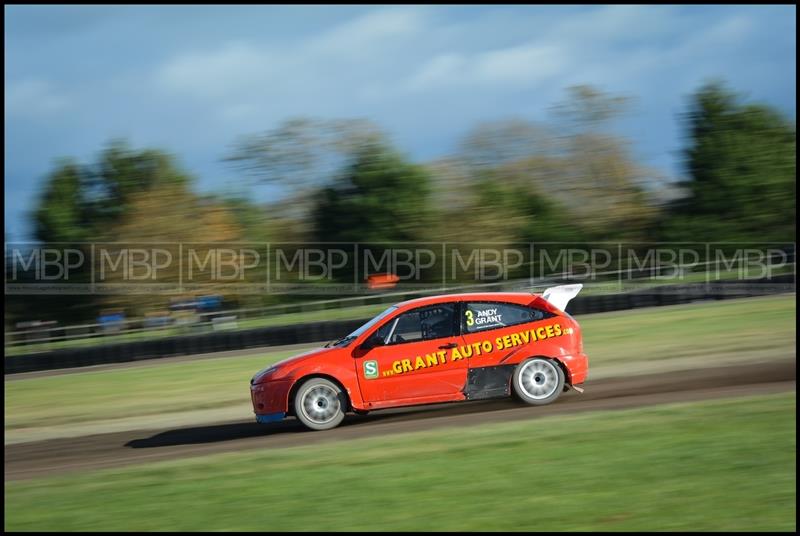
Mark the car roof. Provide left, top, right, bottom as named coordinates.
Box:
left=393, top=292, right=539, bottom=310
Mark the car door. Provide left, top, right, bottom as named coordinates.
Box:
left=354, top=302, right=467, bottom=405
left=459, top=300, right=557, bottom=369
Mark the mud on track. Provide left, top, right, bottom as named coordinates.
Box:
left=5, top=360, right=795, bottom=481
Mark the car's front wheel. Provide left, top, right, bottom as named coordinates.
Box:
left=512, top=358, right=565, bottom=405
left=294, top=378, right=347, bottom=431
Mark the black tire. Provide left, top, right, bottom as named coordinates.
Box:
left=294, top=378, right=347, bottom=431
left=512, top=358, right=565, bottom=406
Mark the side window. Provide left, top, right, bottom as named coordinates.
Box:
left=377, top=303, right=456, bottom=345
left=463, top=302, right=550, bottom=334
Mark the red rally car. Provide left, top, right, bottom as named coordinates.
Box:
left=250, top=285, right=587, bottom=430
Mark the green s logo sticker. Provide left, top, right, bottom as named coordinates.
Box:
left=364, top=360, right=379, bottom=379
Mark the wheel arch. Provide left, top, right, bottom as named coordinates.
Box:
left=516, top=354, right=572, bottom=385
left=287, top=373, right=352, bottom=417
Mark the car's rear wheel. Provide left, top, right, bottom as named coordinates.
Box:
left=294, top=378, right=347, bottom=431
left=512, top=358, right=565, bottom=405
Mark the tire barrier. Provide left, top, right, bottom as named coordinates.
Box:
left=5, top=275, right=794, bottom=374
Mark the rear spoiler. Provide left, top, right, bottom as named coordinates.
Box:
left=541, top=284, right=583, bottom=312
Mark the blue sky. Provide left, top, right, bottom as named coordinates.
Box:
left=4, top=4, right=796, bottom=241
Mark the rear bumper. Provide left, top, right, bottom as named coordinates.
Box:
left=561, top=352, right=589, bottom=385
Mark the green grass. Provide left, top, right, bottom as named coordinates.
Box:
left=582, top=293, right=796, bottom=365
left=4, top=349, right=299, bottom=430
left=5, top=294, right=795, bottom=434
left=5, top=392, right=796, bottom=531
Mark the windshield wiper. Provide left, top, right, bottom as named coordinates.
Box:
left=325, top=334, right=356, bottom=348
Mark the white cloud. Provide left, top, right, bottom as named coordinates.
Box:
left=153, top=6, right=429, bottom=106
left=399, top=6, right=764, bottom=99
left=700, top=13, right=753, bottom=44
left=405, top=54, right=467, bottom=91
left=394, top=5, right=684, bottom=95
left=155, top=41, right=280, bottom=99
left=5, top=79, right=69, bottom=118
left=307, top=6, right=427, bottom=58
left=474, top=43, right=566, bottom=84
left=548, top=4, right=679, bottom=43
left=148, top=3, right=790, bottom=133
left=403, top=43, right=567, bottom=93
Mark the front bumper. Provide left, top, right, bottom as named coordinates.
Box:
left=256, top=412, right=286, bottom=424
left=250, top=379, right=293, bottom=416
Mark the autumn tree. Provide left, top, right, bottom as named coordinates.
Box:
left=96, top=182, right=245, bottom=316
left=19, top=141, right=245, bottom=322
left=452, top=86, right=660, bottom=242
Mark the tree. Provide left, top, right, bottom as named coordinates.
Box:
left=21, top=141, right=234, bottom=322
left=84, top=142, right=189, bottom=231
left=34, top=160, right=89, bottom=243
left=469, top=172, right=583, bottom=244
left=227, top=118, right=386, bottom=230
left=664, top=82, right=796, bottom=242
left=454, top=86, right=659, bottom=241
left=228, top=118, right=385, bottom=189
left=33, top=140, right=190, bottom=244
left=459, top=119, right=554, bottom=169
left=28, top=160, right=95, bottom=322
left=96, top=182, right=244, bottom=316
left=312, top=141, right=433, bottom=244
left=550, top=84, right=630, bottom=133
left=548, top=85, right=658, bottom=238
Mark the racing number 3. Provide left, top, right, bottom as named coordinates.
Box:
left=465, top=310, right=474, bottom=326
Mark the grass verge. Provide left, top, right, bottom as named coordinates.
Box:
left=5, top=392, right=796, bottom=531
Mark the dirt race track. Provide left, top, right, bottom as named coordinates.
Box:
left=5, top=359, right=795, bottom=481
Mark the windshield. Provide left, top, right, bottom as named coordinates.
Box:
left=324, top=306, right=398, bottom=348
left=345, top=305, right=397, bottom=340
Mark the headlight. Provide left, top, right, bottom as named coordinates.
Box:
left=251, top=365, right=278, bottom=384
